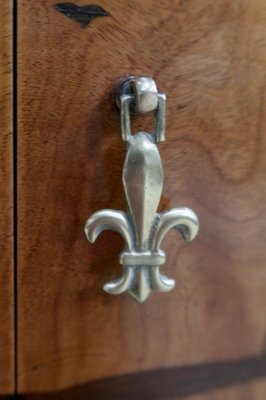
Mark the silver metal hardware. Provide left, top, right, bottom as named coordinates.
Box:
left=117, top=77, right=166, bottom=142
left=116, top=76, right=158, bottom=113
left=85, top=77, right=199, bottom=302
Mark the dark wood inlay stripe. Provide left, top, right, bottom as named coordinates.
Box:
left=19, top=353, right=266, bottom=399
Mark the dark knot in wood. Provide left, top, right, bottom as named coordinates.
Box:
left=54, top=3, right=110, bottom=28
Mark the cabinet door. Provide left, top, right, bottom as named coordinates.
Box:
left=0, top=0, right=14, bottom=396
left=17, top=1, right=266, bottom=399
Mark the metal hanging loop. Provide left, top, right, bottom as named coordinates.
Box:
left=116, top=76, right=166, bottom=142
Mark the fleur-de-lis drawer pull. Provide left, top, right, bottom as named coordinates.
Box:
left=84, top=77, right=199, bottom=302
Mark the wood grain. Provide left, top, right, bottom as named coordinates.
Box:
left=18, top=0, right=266, bottom=398
left=0, top=0, right=14, bottom=395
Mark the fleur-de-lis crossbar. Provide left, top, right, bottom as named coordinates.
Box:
left=84, top=77, right=199, bottom=302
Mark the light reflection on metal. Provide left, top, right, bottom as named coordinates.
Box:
left=84, top=77, right=199, bottom=302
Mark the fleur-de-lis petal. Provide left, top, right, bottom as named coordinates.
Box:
left=153, top=208, right=199, bottom=250
left=84, top=210, right=133, bottom=251
left=123, top=132, right=163, bottom=250
left=103, top=265, right=135, bottom=295
left=149, top=208, right=199, bottom=294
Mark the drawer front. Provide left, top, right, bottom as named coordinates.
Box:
left=17, top=1, right=266, bottom=398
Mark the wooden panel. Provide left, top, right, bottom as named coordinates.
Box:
left=18, top=0, right=266, bottom=397
left=0, top=0, right=14, bottom=395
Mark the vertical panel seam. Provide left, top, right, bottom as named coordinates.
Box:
left=12, top=0, right=18, bottom=396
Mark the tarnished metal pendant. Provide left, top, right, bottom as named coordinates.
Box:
left=84, top=77, right=199, bottom=302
